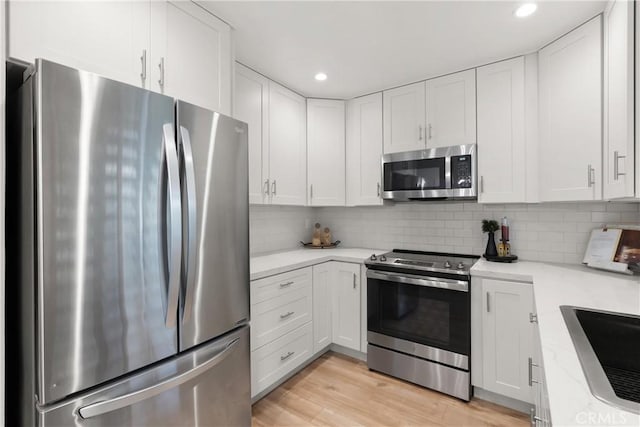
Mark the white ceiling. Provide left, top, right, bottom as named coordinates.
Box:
left=200, top=1, right=606, bottom=99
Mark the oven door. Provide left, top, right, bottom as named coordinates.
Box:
left=367, top=269, right=470, bottom=367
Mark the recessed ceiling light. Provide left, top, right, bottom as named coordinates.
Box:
left=514, top=3, right=537, bottom=18
left=315, top=72, right=327, bottom=81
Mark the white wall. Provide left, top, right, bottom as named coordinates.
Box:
left=250, top=202, right=640, bottom=264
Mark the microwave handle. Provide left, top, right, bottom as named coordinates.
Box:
left=366, top=270, right=468, bottom=292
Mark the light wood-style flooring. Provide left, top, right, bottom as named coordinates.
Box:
left=252, top=352, right=529, bottom=427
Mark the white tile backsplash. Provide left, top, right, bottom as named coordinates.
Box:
left=314, top=202, right=640, bottom=264
left=250, top=202, right=640, bottom=263
left=249, top=205, right=314, bottom=255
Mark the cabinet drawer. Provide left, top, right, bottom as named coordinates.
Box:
left=250, top=267, right=312, bottom=305
left=251, top=322, right=313, bottom=397
left=251, top=286, right=312, bottom=350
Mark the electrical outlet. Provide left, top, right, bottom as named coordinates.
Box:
left=305, top=218, right=310, bottom=229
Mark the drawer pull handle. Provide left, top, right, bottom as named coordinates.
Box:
left=528, top=357, right=540, bottom=386
left=279, top=281, right=294, bottom=288
left=280, top=311, right=295, bottom=319
left=280, top=351, right=295, bottom=361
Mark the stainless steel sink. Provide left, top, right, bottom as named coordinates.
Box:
left=561, top=306, right=640, bottom=415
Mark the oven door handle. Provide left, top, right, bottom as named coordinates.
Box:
left=366, top=270, right=469, bottom=292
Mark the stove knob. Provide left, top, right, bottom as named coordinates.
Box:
left=444, top=260, right=452, bottom=269
left=370, top=254, right=377, bottom=261
left=457, top=262, right=466, bottom=270
left=379, top=255, right=387, bottom=262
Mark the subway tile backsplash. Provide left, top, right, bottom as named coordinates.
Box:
left=250, top=202, right=640, bottom=264
left=250, top=205, right=315, bottom=255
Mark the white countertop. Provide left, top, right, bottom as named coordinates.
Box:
left=472, top=259, right=640, bottom=426
left=250, top=247, right=388, bottom=280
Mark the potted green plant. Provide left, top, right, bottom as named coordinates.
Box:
left=482, top=219, right=500, bottom=257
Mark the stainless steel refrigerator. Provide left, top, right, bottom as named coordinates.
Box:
left=6, top=59, right=250, bottom=426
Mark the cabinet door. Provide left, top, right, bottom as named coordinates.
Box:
left=425, top=69, right=476, bottom=148
left=477, top=57, right=526, bottom=203
left=312, top=263, right=333, bottom=353
left=539, top=16, right=602, bottom=201
left=346, top=93, right=383, bottom=206
left=481, top=279, right=534, bottom=403
left=268, top=82, right=307, bottom=205
left=307, top=99, right=346, bottom=206
left=235, top=64, right=269, bottom=204
left=604, top=0, right=635, bottom=199
left=150, top=1, right=231, bottom=114
left=383, top=82, right=426, bottom=153
left=8, top=1, right=149, bottom=88
left=331, top=262, right=361, bottom=351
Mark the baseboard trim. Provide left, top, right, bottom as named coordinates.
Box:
left=251, top=346, right=332, bottom=404
left=473, top=387, right=532, bottom=414
left=329, top=343, right=367, bottom=361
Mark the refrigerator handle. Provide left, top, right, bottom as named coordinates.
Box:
left=77, top=337, right=240, bottom=419
left=178, top=125, right=197, bottom=323
left=161, top=123, right=182, bottom=329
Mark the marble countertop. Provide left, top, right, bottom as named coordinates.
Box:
left=472, top=259, right=640, bottom=426
left=250, top=247, right=388, bottom=280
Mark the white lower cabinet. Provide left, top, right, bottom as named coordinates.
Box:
left=251, top=322, right=313, bottom=397
left=331, top=262, right=361, bottom=351
left=531, top=315, right=552, bottom=426
left=473, top=277, right=534, bottom=404
left=250, top=267, right=313, bottom=398
left=251, top=261, right=364, bottom=398
left=312, top=263, right=333, bottom=353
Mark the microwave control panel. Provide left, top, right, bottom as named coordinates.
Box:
left=451, top=155, right=472, bottom=189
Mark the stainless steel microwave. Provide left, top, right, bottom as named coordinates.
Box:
left=381, top=144, right=476, bottom=201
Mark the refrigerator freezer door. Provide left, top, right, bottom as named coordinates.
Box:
left=35, top=60, right=178, bottom=404
left=176, top=101, right=250, bottom=351
left=38, top=326, right=251, bottom=426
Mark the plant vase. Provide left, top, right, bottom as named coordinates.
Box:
left=485, top=231, right=498, bottom=257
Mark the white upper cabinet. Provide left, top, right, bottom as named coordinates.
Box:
left=346, top=93, right=383, bottom=206
left=477, top=57, right=526, bottom=203
left=425, top=69, right=477, bottom=148
left=539, top=16, right=603, bottom=202
left=150, top=1, right=231, bottom=114
left=383, top=70, right=476, bottom=154
left=8, top=1, right=150, bottom=88
left=307, top=99, right=346, bottom=206
left=234, top=64, right=269, bottom=204
left=8, top=1, right=232, bottom=114
left=268, top=82, right=307, bottom=206
left=383, top=81, right=426, bottom=154
left=604, top=0, right=635, bottom=199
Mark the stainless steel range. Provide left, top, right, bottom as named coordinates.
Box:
left=365, top=249, right=479, bottom=401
